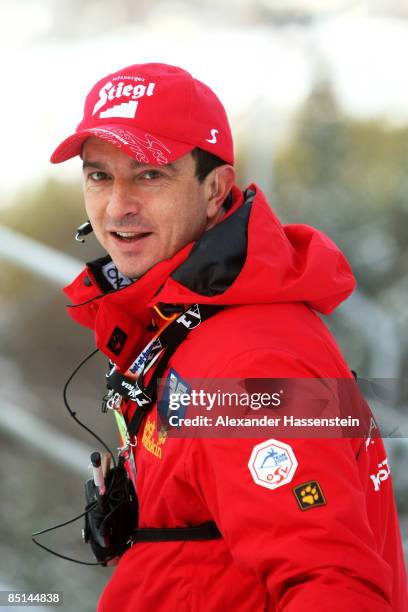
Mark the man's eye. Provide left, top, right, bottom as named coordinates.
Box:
left=142, top=170, right=161, bottom=180
left=89, top=171, right=107, bottom=181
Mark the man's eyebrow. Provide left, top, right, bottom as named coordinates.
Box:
left=82, top=160, right=106, bottom=171
left=128, top=159, right=177, bottom=172
left=82, top=159, right=177, bottom=172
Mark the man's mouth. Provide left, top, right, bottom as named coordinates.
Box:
left=111, top=231, right=152, bottom=243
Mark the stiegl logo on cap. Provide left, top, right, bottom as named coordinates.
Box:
left=92, top=77, right=157, bottom=119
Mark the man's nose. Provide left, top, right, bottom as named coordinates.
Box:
left=107, top=180, right=141, bottom=218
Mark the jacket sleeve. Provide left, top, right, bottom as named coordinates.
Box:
left=185, top=349, right=394, bottom=611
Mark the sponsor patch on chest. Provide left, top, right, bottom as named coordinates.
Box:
left=141, top=416, right=167, bottom=459
left=158, top=368, right=190, bottom=429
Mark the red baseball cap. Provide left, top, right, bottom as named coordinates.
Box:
left=50, top=62, right=234, bottom=166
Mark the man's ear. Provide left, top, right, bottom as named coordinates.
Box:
left=205, top=165, right=236, bottom=226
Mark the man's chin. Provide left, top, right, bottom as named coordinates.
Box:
left=111, top=256, right=154, bottom=280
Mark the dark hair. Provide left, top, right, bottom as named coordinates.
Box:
left=191, top=147, right=228, bottom=182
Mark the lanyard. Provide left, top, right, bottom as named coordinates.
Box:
left=105, top=304, right=223, bottom=438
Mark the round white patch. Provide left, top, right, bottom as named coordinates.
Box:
left=248, top=439, right=298, bottom=491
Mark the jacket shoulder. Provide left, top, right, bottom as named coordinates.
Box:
left=171, top=303, right=351, bottom=378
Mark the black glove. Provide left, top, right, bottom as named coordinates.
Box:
left=83, top=461, right=138, bottom=565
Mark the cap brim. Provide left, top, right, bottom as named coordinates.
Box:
left=50, top=125, right=193, bottom=166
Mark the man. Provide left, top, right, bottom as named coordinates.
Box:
left=51, top=63, right=407, bottom=611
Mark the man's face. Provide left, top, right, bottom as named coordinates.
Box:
left=82, top=137, right=220, bottom=278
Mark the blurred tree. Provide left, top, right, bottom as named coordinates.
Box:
left=274, top=81, right=408, bottom=291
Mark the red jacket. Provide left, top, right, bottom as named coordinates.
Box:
left=65, top=185, right=407, bottom=611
